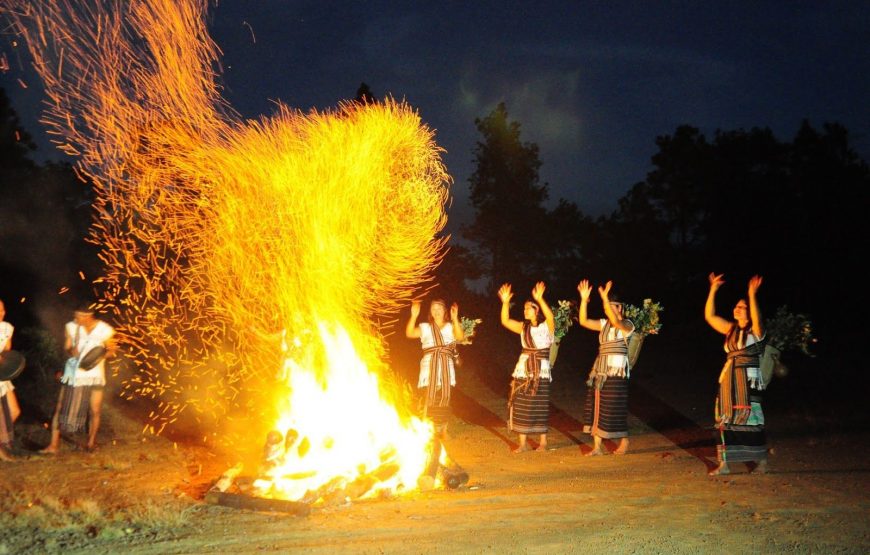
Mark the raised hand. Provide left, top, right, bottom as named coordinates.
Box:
left=577, top=279, right=592, bottom=301
left=498, top=283, right=513, bottom=304
left=598, top=280, right=613, bottom=299
left=531, top=281, right=546, bottom=302
left=410, top=300, right=422, bottom=319
left=748, top=275, right=763, bottom=295
left=450, top=302, right=460, bottom=321
left=708, top=272, right=725, bottom=291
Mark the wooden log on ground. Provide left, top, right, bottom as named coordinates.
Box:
left=209, top=462, right=243, bottom=493
left=204, top=491, right=311, bottom=516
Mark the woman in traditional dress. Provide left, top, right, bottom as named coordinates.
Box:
left=705, top=273, right=767, bottom=476
left=499, top=281, right=555, bottom=453
left=578, top=280, right=635, bottom=456
left=406, top=298, right=465, bottom=439
left=0, top=299, right=21, bottom=461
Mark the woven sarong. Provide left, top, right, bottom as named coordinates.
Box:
left=420, top=322, right=455, bottom=426
left=58, top=384, right=100, bottom=434
left=717, top=342, right=763, bottom=425
left=714, top=326, right=767, bottom=463
left=582, top=376, right=629, bottom=439
left=0, top=393, right=13, bottom=445
left=716, top=392, right=767, bottom=463
left=509, top=378, right=550, bottom=434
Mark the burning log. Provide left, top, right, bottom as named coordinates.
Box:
left=301, top=460, right=402, bottom=506
left=344, top=461, right=401, bottom=500
left=440, top=465, right=470, bottom=490
left=417, top=437, right=469, bottom=491
left=205, top=491, right=311, bottom=516
left=300, top=475, right=348, bottom=505
left=209, top=462, right=243, bottom=493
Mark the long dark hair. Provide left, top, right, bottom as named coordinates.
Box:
left=523, top=298, right=541, bottom=327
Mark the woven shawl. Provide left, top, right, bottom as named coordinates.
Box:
left=717, top=324, right=764, bottom=426
left=422, top=321, right=454, bottom=408
left=587, top=321, right=630, bottom=389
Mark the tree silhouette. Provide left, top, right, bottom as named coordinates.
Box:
left=354, top=82, right=376, bottom=104
left=0, top=87, right=36, bottom=169
left=463, top=102, right=551, bottom=288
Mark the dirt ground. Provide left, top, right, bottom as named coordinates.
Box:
left=1, top=355, right=868, bottom=555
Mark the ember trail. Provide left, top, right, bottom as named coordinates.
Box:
left=8, top=0, right=454, bottom=500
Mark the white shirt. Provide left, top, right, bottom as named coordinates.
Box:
left=63, top=320, right=114, bottom=387
left=512, top=322, right=555, bottom=381
left=0, top=321, right=13, bottom=397
left=600, top=318, right=633, bottom=378
left=417, top=322, right=457, bottom=388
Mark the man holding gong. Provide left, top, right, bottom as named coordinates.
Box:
left=41, top=303, right=115, bottom=454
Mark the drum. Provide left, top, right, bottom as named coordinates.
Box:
left=78, top=346, right=107, bottom=370
left=0, top=350, right=26, bottom=381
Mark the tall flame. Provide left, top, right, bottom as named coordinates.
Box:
left=6, top=0, right=450, bottom=484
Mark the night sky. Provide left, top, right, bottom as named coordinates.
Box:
left=4, top=1, right=869, bottom=231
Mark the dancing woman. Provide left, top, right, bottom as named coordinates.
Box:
left=705, top=273, right=768, bottom=476
left=499, top=282, right=555, bottom=453
left=578, top=280, right=635, bottom=456
left=406, top=298, right=465, bottom=439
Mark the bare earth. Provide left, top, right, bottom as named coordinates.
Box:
left=1, top=367, right=868, bottom=554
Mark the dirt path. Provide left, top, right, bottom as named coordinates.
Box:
left=2, top=369, right=868, bottom=554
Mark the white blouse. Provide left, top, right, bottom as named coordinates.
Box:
left=417, top=322, right=457, bottom=388
left=512, top=322, right=555, bottom=381
left=63, top=320, right=114, bottom=387
left=0, top=321, right=13, bottom=397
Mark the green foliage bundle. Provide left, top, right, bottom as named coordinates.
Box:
left=623, top=299, right=663, bottom=336
left=551, top=299, right=576, bottom=342
left=458, top=316, right=482, bottom=345
left=765, top=305, right=814, bottom=355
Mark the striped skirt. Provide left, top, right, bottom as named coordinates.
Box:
left=716, top=393, right=767, bottom=464
left=0, top=393, right=13, bottom=445
left=58, top=384, right=101, bottom=434
left=583, top=376, right=629, bottom=439
left=422, top=389, right=452, bottom=427
left=509, top=379, right=550, bottom=434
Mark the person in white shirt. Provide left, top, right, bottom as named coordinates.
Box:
left=578, top=280, right=635, bottom=456
left=41, top=304, right=115, bottom=454
left=406, top=298, right=465, bottom=439
left=704, top=273, right=767, bottom=476
left=500, top=281, right=555, bottom=453
left=0, top=299, right=21, bottom=461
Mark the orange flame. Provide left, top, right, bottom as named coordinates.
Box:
left=258, top=323, right=433, bottom=500
left=8, top=0, right=450, bottom=491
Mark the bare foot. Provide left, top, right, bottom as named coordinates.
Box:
left=39, top=446, right=59, bottom=455
left=753, top=460, right=768, bottom=474
left=0, top=447, right=14, bottom=462
left=584, top=448, right=605, bottom=457
left=512, top=444, right=530, bottom=454
left=614, top=438, right=630, bottom=455
left=534, top=444, right=548, bottom=452
left=708, top=463, right=730, bottom=476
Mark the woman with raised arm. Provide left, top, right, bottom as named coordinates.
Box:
left=578, top=280, right=635, bottom=456
left=406, top=298, right=465, bottom=439
left=499, top=282, right=555, bottom=453
left=705, top=273, right=767, bottom=476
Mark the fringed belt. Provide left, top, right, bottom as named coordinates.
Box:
left=509, top=347, right=550, bottom=405
left=587, top=338, right=628, bottom=389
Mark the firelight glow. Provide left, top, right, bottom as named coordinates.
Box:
left=7, top=0, right=450, bottom=499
